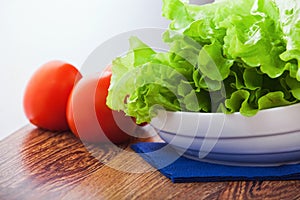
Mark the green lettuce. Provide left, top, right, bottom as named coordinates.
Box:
left=107, top=0, right=300, bottom=124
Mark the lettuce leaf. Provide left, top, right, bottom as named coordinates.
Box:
left=107, top=0, right=300, bottom=123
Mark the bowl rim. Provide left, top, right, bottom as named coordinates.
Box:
left=150, top=102, right=300, bottom=138
left=159, top=102, right=300, bottom=116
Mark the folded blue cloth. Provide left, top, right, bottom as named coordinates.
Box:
left=131, top=142, right=300, bottom=183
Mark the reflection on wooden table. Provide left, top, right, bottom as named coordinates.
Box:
left=0, top=125, right=300, bottom=199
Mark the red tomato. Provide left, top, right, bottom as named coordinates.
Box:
left=23, top=61, right=82, bottom=131
left=66, top=66, right=135, bottom=144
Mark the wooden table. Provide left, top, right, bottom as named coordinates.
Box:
left=1, top=125, right=300, bottom=200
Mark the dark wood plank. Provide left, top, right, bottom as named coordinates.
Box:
left=1, top=125, right=300, bottom=200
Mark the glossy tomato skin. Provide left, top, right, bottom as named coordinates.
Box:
left=23, top=61, right=82, bottom=131
left=66, top=67, right=134, bottom=144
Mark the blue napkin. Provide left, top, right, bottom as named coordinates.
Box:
left=131, top=142, right=300, bottom=183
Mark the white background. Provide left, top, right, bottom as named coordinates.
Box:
left=0, top=0, right=213, bottom=141
left=0, top=0, right=170, bottom=140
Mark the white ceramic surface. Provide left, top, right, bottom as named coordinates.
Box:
left=150, top=103, right=300, bottom=138
left=173, top=146, right=300, bottom=167
left=150, top=103, right=300, bottom=166
left=158, top=130, right=300, bottom=154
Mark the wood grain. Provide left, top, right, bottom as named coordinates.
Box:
left=1, top=125, right=300, bottom=200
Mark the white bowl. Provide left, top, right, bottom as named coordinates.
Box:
left=150, top=103, right=300, bottom=166
left=158, top=130, right=300, bottom=154
left=150, top=103, right=300, bottom=138
left=173, top=146, right=300, bottom=167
